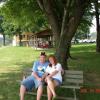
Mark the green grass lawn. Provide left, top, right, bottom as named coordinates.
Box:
left=0, top=44, right=100, bottom=100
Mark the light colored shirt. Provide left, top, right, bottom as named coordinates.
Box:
left=46, top=63, right=62, bottom=82
left=32, top=61, right=49, bottom=77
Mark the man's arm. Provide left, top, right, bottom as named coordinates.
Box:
left=32, top=71, right=42, bottom=81
left=32, top=61, right=42, bottom=81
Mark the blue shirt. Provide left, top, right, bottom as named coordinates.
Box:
left=32, top=61, right=49, bottom=77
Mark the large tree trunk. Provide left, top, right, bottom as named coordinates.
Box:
left=37, top=0, right=90, bottom=69
left=56, top=34, right=71, bottom=70
left=94, top=0, right=100, bottom=52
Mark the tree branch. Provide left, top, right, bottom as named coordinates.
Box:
left=36, top=0, right=44, bottom=11
left=67, top=0, right=91, bottom=40
left=60, top=0, right=73, bottom=37
left=42, top=0, right=61, bottom=36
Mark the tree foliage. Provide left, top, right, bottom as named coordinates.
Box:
left=75, top=9, right=93, bottom=41
left=0, top=0, right=48, bottom=33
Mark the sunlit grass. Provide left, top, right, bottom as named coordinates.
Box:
left=0, top=46, right=54, bottom=100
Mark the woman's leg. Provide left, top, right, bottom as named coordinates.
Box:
left=47, top=86, right=53, bottom=100
left=20, top=85, right=26, bottom=100
left=37, top=85, right=43, bottom=100
left=53, top=80, right=60, bottom=87
left=46, top=77, right=56, bottom=97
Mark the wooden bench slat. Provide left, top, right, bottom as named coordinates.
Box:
left=27, top=92, right=78, bottom=100
left=60, top=85, right=81, bottom=89
left=64, top=70, right=83, bottom=75
left=64, top=74, right=83, bottom=79
left=62, top=81, right=82, bottom=85
left=27, top=92, right=47, bottom=97
left=64, top=79, right=83, bottom=84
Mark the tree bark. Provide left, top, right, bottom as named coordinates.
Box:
left=3, top=34, right=6, bottom=46
left=37, top=0, right=61, bottom=47
left=43, top=0, right=61, bottom=47
left=94, top=0, right=100, bottom=52
left=56, top=32, right=71, bottom=70
left=19, top=33, right=22, bottom=46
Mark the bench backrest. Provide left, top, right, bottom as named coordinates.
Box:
left=22, top=68, right=83, bottom=86
left=63, top=70, right=83, bottom=86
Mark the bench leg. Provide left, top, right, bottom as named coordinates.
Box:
left=73, top=88, right=77, bottom=100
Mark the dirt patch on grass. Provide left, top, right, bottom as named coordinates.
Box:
left=84, top=73, right=100, bottom=87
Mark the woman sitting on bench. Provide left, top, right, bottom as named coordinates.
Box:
left=45, top=55, right=63, bottom=100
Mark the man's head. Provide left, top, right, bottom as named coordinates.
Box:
left=39, top=52, right=46, bottom=63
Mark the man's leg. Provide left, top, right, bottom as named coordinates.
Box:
left=47, top=86, right=53, bottom=100
left=20, top=75, right=35, bottom=100
left=20, top=85, right=26, bottom=100
left=37, top=85, right=43, bottom=100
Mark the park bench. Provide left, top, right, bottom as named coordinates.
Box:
left=22, top=68, right=83, bottom=100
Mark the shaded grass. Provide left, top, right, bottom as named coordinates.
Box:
left=0, top=44, right=100, bottom=100
left=68, top=44, right=100, bottom=87
left=68, top=44, right=100, bottom=100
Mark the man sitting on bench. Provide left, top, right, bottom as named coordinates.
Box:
left=19, top=52, right=49, bottom=100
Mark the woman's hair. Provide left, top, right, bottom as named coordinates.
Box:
left=48, top=55, right=57, bottom=67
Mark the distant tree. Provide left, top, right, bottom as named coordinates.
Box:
left=94, top=0, right=100, bottom=52
left=74, top=13, right=93, bottom=43
left=0, top=16, right=6, bottom=46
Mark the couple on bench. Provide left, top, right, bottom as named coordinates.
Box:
left=20, top=52, right=63, bottom=100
